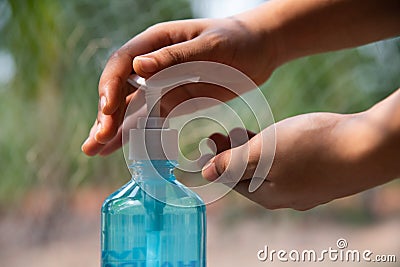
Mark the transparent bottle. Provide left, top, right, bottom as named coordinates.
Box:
left=101, top=117, right=206, bottom=267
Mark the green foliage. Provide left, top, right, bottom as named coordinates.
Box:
left=264, top=42, right=400, bottom=121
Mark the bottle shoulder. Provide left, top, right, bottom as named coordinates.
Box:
left=101, top=177, right=206, bottom=214
left=102, top=180, right=144, bottom=213
left=167, top=179, right=205, bottom=207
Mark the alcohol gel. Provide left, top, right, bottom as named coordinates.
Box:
left=101, top=76, right=206, bottom=267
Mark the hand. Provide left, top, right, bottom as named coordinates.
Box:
left=82, top=0, right=400, bottom=157
left=81, top=17, right=278, bottom=156
left=202, top=110, right=399, bottom=210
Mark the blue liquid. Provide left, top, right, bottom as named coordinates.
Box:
left=101, top=160, right=206, bottom=267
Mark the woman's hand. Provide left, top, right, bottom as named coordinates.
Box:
left=81, top=17, right=279, bottom=156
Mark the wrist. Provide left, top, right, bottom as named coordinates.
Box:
left=232, top=2, right=285, bottom=73
left=335, top=110, right=400, bottom=185
left=361, top=92, right=400, bottom=181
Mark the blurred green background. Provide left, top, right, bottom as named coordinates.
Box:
left=1, top=0, right=399, bottom=266
left=0, top=0, right=193, bottom=205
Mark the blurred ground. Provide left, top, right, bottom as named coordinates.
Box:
left=1, top=186, right=400, bottom=267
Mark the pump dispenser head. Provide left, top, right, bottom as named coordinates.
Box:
left=127, top=75, right=180, bottom=161
left=127, top=74, right=200, bottom=161
left=128, top=75, right=200, bottom=117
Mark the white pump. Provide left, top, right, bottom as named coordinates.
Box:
left=126, top=75, right=203, bottom=267
left=127, top=75, right=199, bottom=161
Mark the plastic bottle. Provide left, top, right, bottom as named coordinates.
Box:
left=101, top=76, right=206, bottom=267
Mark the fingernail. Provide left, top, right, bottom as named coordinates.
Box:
left=202, top=159, right=219, bottom=181
left=95, top=123, right=102, bottom=141
left=81, top=137, right=90, bottom=150
left=135, top=57, right=158, bottom=73
left=100, top=96, right=107, bottom=112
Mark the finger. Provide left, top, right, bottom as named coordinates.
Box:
left=85, top=87, right=145, bottom=156
left=200, top=129, right=254, bottom=169
left=159, top=83, right=238, bottom=117
left=202, top=133, right=263, bottom=183
left=206, top=129, right=255, bottom=153
left=96, top=83, right=145, bottom=144
left=86, top=20, right=201, bottom=156
left=208, top=133, right=230, bottom=154
left=99, top=21, right=202, bottom=115
left=81, top=120, right=105, bottom=156
left=99, top=52, right=132, bottom=116
left=95, top=96, right=126, bottom=144
left=133, top=36, right=214, bottom=78
left=95, top=22, right=199, bottom=146
left=98, top=126, right=123, bottom=156
left=99, top=106, right=147, bottom=156
left=228, top=128, right=256, bottom=147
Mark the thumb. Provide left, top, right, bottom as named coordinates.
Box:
left=201, top=140, right=260, bottom=184
left=202, top=129, right=275, bottom=192
left=133, top=37, right=213, bottom=77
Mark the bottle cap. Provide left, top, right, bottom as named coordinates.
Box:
left=129, top=117, right=178, bottom=160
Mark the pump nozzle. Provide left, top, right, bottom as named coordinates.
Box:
left=127, top=74, right=200, bottom=117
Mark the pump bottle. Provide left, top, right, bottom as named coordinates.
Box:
left=101, top=76, right=206, bottom=267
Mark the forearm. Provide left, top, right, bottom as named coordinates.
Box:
left=338, top=89, right=400, bottom=187
left=237, top=0, right=400, bottom=66
left=361, top=89, right=400, bottom=181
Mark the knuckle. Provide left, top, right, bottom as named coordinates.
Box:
left=108, top=49, right=123, bottom=61
left=202, top=30, right=229, bottom=50
left=293, top=205, right=312, bottom=211
left=214, top=152, right=231, bottom=178
left=245, top=156, right=259, bottom=176
left=262, top=202, right=282, bottom=210
left=214, top=156, right=226, bottom=176
left=146, top=22, right=169, bottom=33
left=107, top=49, right=132, bottom=65
left=291, top=200, right=315, bottom=211
left=159, top=46, right=185, bottom=64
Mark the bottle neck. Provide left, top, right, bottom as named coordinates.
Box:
left=130, top=160, right=176, bottom=183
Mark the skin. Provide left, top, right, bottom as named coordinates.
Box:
left=204, top=90, right=400, bottom=210
left=82, top=0, right=400, bottom=210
